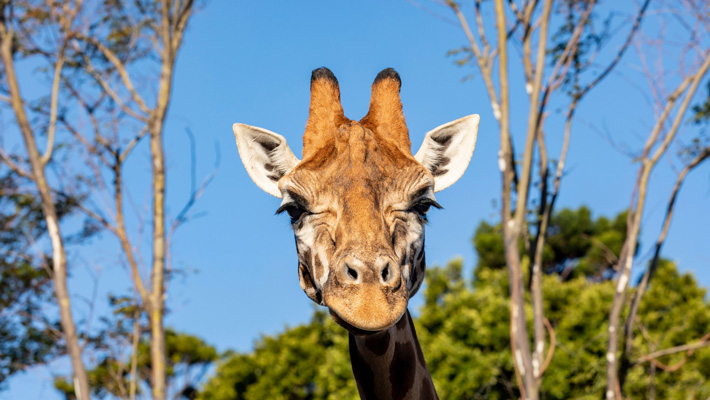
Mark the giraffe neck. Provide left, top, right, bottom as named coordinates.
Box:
left=348, top=309, right=438, bottom=400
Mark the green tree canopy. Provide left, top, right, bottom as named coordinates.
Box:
left=196, top=207, right=710, bottom=399
left=474, top=206, right=631, bottom=281
left=54, top=294, right=218, bottom=400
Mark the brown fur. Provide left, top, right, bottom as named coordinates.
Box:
left=288, top=120, right=423, bottom=330
left=303, top=71, right=350, bottom=159
left=278, top=68, right=439, bottom=398
left=360, top=70, right=411, bottom=155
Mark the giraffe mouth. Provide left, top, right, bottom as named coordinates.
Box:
left=328, top=308, right=405, bottom=335
left=323, top=283, right=408, bottom=332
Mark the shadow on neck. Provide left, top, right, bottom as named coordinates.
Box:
left=348, top=309, right=438, bottom=400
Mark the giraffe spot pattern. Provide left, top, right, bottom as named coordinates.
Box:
left=390, top=340, right=416, bottom=399
left=420, top=377, right=438, bottom=400
left=364, top=330, right=391, bottom=356
left=349, top=335, right=378, bottom=400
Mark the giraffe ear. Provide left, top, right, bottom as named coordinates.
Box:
left=414, top=114, right=479, bottom=192
left=233, top=123, right=300, bottom=198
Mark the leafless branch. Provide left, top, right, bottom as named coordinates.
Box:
left=166, top=128, right=219, bottom=290
left=538, top=317, right=556, bottom=377
left=607, top=47, right=710, bottom=400
left=129, top=308, right=141, bottom=400
left=40, top=44, right=66, bottom=166
left=622, top=145, right=710, bottom=372
left=120, top=127, right=150, bottom=163
left=0, top=2, right=91, bottom=397
left=0, top=147, right=33, bottom=179
left=637, top=332, right=710, bottom=365
left=72, top=43, right=150, bottom=123
left=71, top=33, right=152, bottom=115
left=578, top=0, right=651, bottom=99
left=447, top=0, right=500, bottom=111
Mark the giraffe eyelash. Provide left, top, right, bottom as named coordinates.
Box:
left=276, top=202, right=310, bottom=223
left=408, top=198, right=442, bottom=219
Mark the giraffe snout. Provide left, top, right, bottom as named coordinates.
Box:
left=325, top=255, right=408, bottom=332
left=339, top=256, right=402, bottom=291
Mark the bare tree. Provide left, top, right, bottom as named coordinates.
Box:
left=1, top=1, right=199, bottom=399
left=0, top=2, right=90, bottom=399
left=61, top=1, right=198, bottom=399
left=606, top=2, right=710, bottom=397
left=434, top=0, right=650, bottom=397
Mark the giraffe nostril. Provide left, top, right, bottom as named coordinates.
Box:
left=341, top=258, right=363, bottom=284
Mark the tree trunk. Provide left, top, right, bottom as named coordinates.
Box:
left=148, top=35, right=176, bottom=399
left=149, top=106, right=168, bottom=400
left=1, top=26, right=91, bottom=400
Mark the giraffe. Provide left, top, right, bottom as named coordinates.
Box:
left=233, top=67, right=479, bottom=399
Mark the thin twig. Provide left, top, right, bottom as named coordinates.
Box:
left=538, top=317, right=556, bottom=377
left=40, top=43, right=67, bottom=166
left=637, top=332, right=710, bottom=364
left=0, top=148, right=33, bottom=179
left=71, top=33, right=151, bottom=115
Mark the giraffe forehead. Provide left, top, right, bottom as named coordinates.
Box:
left=288, top=123, right=430, bottom=203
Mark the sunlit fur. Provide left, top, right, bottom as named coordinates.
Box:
left=281, top=122, right=433, bottom=331
left=274, top=69, right=434, bottom=332
left=233, top=67, right=483, bottom=398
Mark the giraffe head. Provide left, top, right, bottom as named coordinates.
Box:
left=234, top=68, right=478, bottom=332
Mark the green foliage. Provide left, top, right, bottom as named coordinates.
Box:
left=196, top=208, right=710, bottom=399
left=54, top=315, right=219, bottom=400
left=546, top=206, right=629, bottom=280
left=419, top=259, right=517, bottom=399
left=624, top=259, right=710, bottom=399
left=472, top=222, right=506, bottom=271
left=474, top=206, right=630, bottom=281
left=198, top=311, right=357, bottom=400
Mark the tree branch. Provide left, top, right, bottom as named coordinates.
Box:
left=577, top=0, right=651, bottom=99
left=0, top=147, right=33, bottom=179
left=71, top=33, right=152, bottom=115
left=73, top=43, right=150, bottom=123
left=637, top=332, right=710, bottom=364
left=538, top=317, right=556, bottom=377
left=607, top=48, right=710, bottom=400
left=40, top=44, right=66, bottom=166
left=621, top=145, right=710, bottom=377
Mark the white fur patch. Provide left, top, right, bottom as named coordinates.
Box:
left=316, top=247, right=330, bottom=288
left=295, top=219, right=324, bottom=277
left=404, top=221, right=424, bottom=290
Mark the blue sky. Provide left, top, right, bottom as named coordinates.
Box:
left=4, top=1, right=710, bottom=398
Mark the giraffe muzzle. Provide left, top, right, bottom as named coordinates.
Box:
left=323, top=256, right=408, bottom=332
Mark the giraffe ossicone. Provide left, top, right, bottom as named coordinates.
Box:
left=233, top=67, right=479, bottom=399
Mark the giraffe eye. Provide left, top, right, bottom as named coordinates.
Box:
left=409, top=198, right=441, bottom=217
left=276, top=203, right=309, bottom=223
left=412, top=203, right=431, bottom=215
